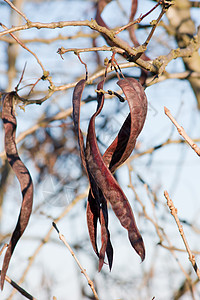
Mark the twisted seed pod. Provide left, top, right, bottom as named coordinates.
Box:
left=103, top=78, right=147, bottom=172
left=73, top=80, right=113, bottom=270
left=72, top=77, right=147, bottom=270
left=85, top=82, right=113, bottom=270
left=1, top=92, right=33, bottom=290
left=85, top=103, right=145, bottom=262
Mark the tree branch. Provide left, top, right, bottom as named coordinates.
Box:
left=0, top=271, right=36, bottom=300
left=164, top=106, right=200, bottom=156
left=7, top=189, right=89, bottom=299
left=164, top=190, right=200, bottom=281
left=52, top=222, right=99, bottom=300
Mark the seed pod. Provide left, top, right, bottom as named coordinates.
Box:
left=1, top=92, right=33, bottom=290
left=72, top=77, right=147, bottom=269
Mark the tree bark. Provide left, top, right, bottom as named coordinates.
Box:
left=166, top=0, right=200, bottom=108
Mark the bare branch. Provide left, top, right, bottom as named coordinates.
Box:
left=57, top=45, right=124, bottom=56
left=0, top=20, right=155, bottom=73
left=0, top=31, right=99, bottom=44
left=0, top=244, right=8, bottom=257
left=52, top=222, right=99, bottom=300
left=0, top=271, right=36, bottom=300
left=115, top=0, right=162, bottom=34
left=151, top=26, right=200, bottom=79
left=164, top=106, right=200, bottom=156
left=7, top=189, right=89, bottom=300
left=164, top=190, right=200, bottom=281
left=0, top=23, right=54, bottom=89
left=3, top=0, right=30, bottom=23
left=143, top=6, right=167, bottom=47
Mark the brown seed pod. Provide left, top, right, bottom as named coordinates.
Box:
left=72, top=77, right=147, bottom=270
left=1, top=92, right=33, bottom=290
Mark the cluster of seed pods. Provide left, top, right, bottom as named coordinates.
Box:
left=72, top=76, right=147, bottom=270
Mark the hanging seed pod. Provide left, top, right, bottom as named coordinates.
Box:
left=1, top=92, right=33, bottom=290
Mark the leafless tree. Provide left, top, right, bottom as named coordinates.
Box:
left=1, top=0, right=200, bottom=299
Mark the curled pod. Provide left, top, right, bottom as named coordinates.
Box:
left=85, top=78, right=146, bottom=263
left=1, top=92, right=33, bottom=290
left=72, top=77, right=147, bottom=270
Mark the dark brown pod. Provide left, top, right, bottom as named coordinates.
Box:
left=1, top=92, right=33, bottom=290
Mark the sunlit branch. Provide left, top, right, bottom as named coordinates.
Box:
left=164, top=190, right=200, bottom=281
left=0, top=23, right=54, bottom=89
left=0, top=19, right=155, bottom=72
left=3, top=0, right=30, bottom=22
left=57, top=45, right=124, bottom=56
left=52, top=222, right=99, bottom=300
left=0, top=31, right=99, bottom=44
left=115, top=0, right=162, bottom=34
left=143, top=6, right=167, bottom=47
left=164, top=106, right=200, bottom=156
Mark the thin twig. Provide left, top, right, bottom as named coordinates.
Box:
left=143, top=7, right=166, bottom=47
left=115, top=0, right=162, bottom=34
left=128, top=164, right=198, bottom=295
left=52, top=222, right=99, bottom=300
left=127, top=163, right=164, bottom=242
left=7, top=189, right=88, bottom=300
left=0, top=31, right=99, bottom=44
left=3, top=0, right=30, bottom=22
left=159, top=243, right=200, bottom=255
left=0, top=23, right=54, bottom=92
left=164, top=107, right=200, bottom=156
left=164, top=190, right=200, bottom=281
left=0, top=244, right=8, bottom=257
left=0, top=19, right=154, bottom=72
left=161, top=232, right=196, bottom=299
left=15, top=63, right=27, bottom=91
left=0, top=271, right=36, bottom=300
left=57, top=45, right=124, bottom=56
left=77, top=53, right=88, bottom=80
